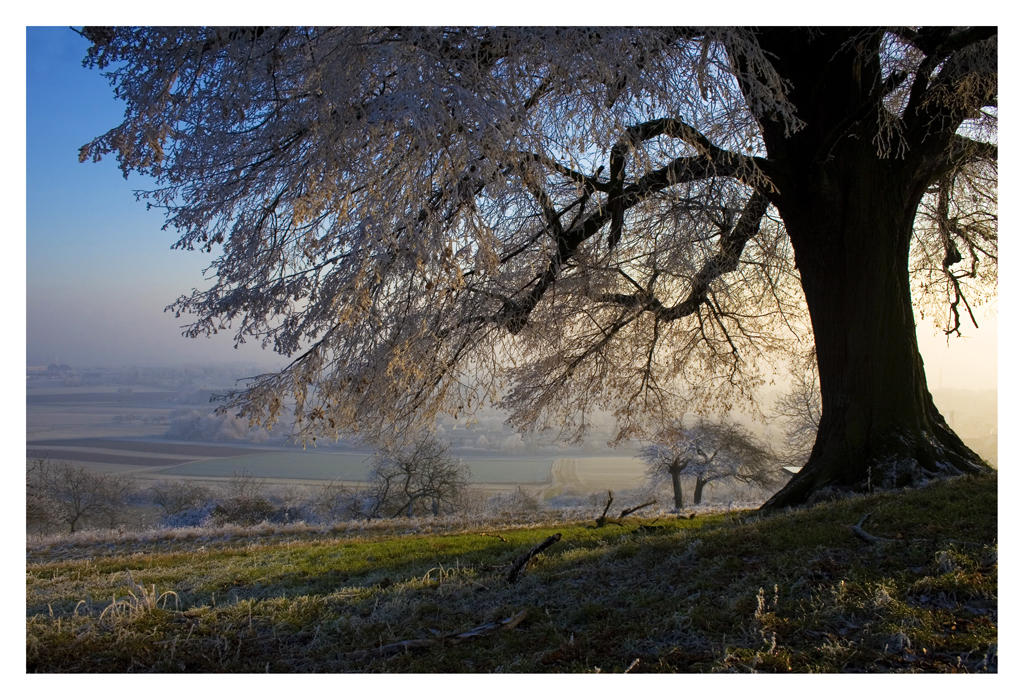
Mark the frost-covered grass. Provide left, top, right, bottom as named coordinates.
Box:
left=26, top=473, right=996, bottom=673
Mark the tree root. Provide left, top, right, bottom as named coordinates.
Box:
left=848, top=512, right=991, bottom=551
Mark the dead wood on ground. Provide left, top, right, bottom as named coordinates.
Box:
left=507, top=533, right=562, bottom=583
left=847, top=512, right=895, bottom=545
left=595, top=491, right=656, bottom=527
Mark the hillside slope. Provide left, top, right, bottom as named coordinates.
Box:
left=27, top=474, right=997, bottom=672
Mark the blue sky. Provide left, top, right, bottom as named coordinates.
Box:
left=22, top=25, right=998, bottom=388
left=26, top=26, right=281, bottom=369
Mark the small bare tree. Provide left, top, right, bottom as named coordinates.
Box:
left=27, top=458, right=56, bottom=530
left=641, top=418, right=779, bottom=509
left=27, top=459, right=137, bottom=533
left=369, top=434, right=470, bottom=518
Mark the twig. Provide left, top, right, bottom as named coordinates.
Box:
left=345, top=611, right=527, bottom=660
left=624, top=658, right=641, bottom=673
left=480, top=532, right=508, bottom=542
left=507, top=533, right=562, bottom=583
left=847, top=512, right=895, bottom=545
left=448, top=611, right=527, bottom=642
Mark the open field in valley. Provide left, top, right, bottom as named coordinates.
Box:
left=26, top=378, right=647, bottom=491
left=26, top=435, right=641, bottom=489
left=26, top=374, right=995, bottom=494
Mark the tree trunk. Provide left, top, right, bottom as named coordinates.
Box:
left=670, top=468, right=685, bottom=511
left=751, top=29, right=992, bottom=510
left=760, top=163, right=991, bottom=509
left=693, top=476, right=707, bottom=506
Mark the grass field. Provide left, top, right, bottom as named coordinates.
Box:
left=27, top=434, right=641, bottom=488
left=26, top=473, right=997, bottom=673
left=573, top=456, right=647, bottom=489
left=155, top=451, right=377, bottom=481
left=154, top=453, right=554, bottom=484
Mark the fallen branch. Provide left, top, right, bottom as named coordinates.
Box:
left=620, top=500, right=656, bottom=518
left=507, top=533, right=562, bottom=583
left=847, top=512, right=895, bottom=545
left=345, top=611, right=528, bottom=660
left=848, top=512, right=957, bottom=547
left=594, top=491, right=615, bottom=527
left=596, top=492, right=656, bottom=528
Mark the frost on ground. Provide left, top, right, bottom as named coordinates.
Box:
left=26, top=481, right=764, bottom=556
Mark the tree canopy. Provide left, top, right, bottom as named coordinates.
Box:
left=80, top=27, right=996, bottom=507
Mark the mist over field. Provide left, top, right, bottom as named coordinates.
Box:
left=25, top=363, right=646, bottom=495
left=27, top=360, right=998, bottom=486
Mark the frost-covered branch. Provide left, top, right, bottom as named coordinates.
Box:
left=77, top=26, right=995, bottom=451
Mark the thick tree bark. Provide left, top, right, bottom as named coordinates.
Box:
left=693, top=476, right=707, bottom=506
left=762, top=163, right=989, bottom=509
left=670, top=467, right=685, bottom=510
left=748, top=29, right=993, bottom=510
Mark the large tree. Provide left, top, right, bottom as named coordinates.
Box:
left=79, top=27, right=996, bottom=508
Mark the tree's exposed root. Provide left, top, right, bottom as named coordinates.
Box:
left=762, top=433, right=991, bottom=511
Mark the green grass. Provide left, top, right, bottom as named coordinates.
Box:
left=26, top=473, right=997, bottom=673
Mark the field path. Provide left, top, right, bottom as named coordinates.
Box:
left=551, top=458, right=580, bottom=487
left=541, top=458, right=580, bottom=498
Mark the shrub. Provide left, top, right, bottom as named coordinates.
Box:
left=150, top=480, right=212, bottom=515
left=211, top=470, right=276, bottom=525
left=487, top=486, right=541, bottom=514
left=307, top=479, right=371, bottom=522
